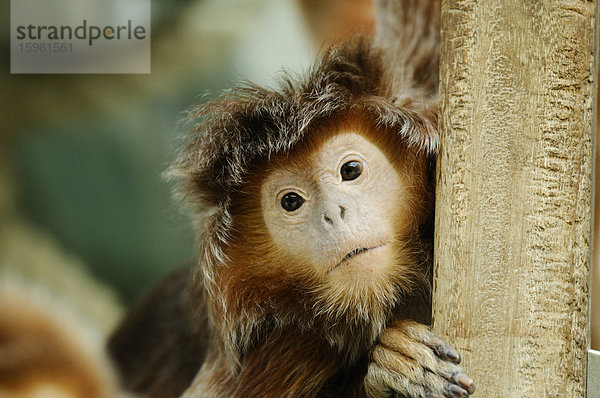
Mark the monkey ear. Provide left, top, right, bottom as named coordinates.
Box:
left=311, top=37, right=388, bottom=98
left=402, top=105, right=439, bottom=158
left=361, top=95, right=439, bottom=158
left=410, top=96, right=439, bottom=157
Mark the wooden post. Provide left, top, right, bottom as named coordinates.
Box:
left=433, top=1, right=596, bottom=397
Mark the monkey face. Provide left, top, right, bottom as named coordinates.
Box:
left=260, top=130, right=413, bottom=294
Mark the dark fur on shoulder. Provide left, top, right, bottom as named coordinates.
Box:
left=108, top=267, right=208, bottom=398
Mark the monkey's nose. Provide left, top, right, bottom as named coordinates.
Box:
left=339, top=205, right=346, bottom=220
left=323, top=205, right=347, bottom=226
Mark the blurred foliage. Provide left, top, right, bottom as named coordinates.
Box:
left=1, top=0, right=313, bottom=303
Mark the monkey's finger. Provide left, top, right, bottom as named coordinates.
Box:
left=423, top=333, right=460, bottom=363
left=371, top=343, right=424, bottom=377
left=433, top=361, right=475, bottom=394
left=365, top=362, right=416, bottom=397
left=366, top=361, right=436, bottom=398
left=378, top=327, right=439, bottom=371
left=450, top=372, right=475, bottom=395
left=408, top=347, right=474, bottom=396
left=378, top=324, right=461, bottom=372
left=391, top=321, right=461, bottom=364
left=426, top=372, right=472, bottom=398
left=425, top=337, right=461, bottom=364
left=443, top=382, right=469, bottom=398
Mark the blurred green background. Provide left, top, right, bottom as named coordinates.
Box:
left=1, top=0, right=317, bottom=306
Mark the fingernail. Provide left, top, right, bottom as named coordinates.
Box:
left=466, top=381, right=476, bottom=394
left=457, top=374, right=473, bottom=389
left=446, top=348, right=461, bottom=363
left=449, top=384, right=467, bottom=397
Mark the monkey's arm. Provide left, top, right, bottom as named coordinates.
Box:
left=108, top=267, right=209, bottom=398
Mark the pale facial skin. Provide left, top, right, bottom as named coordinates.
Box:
left=261, top=132, right=406, bottom=285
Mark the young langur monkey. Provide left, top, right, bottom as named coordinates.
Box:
left=109, top=0, right=476, bottom=397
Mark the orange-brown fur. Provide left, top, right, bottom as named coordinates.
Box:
left=0, top=281, right=121, bottom=398
left=297, top=0, right=376, bottom=48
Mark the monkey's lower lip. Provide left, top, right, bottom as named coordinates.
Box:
left=330, top=244, right=386, bottom=272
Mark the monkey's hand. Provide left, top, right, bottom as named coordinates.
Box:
left=363, top=320, right=475, bottom=398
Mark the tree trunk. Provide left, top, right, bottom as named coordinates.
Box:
left=433, top=1, right=596, bottom=397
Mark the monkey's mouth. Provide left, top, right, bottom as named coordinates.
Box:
left=330, top=244, right=386, bottom=272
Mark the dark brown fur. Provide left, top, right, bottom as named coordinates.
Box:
left=108, top=267, right=208, bottom=397
left=109, top=1, right=458, bottom=397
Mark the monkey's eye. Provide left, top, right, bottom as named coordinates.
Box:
left=341, top=161, right=362, bottom=181
left=281, top=192, right=305, bottom=212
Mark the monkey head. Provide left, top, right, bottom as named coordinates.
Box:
left=261, top=129, right=408, bottom=280
left=168, top=38, right=438, bottom=366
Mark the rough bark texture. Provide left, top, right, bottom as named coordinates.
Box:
left=433, top=1, right=595, bottom=397
left=592, top=5, right=600, bottom=351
